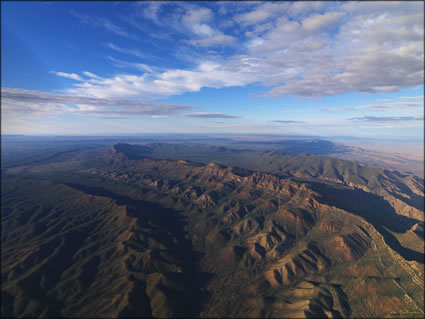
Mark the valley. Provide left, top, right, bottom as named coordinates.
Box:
left=3, top=2, right=424, bottom=318
left=1, top=141, right=424, bottom=318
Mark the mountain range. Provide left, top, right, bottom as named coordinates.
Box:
left=1, top=142, right=424, bottom=318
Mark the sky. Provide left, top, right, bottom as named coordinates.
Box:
left=1, top=1, right=424, bottom=139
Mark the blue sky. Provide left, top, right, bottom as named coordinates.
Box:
left=1, top=1, right=424, bottom=138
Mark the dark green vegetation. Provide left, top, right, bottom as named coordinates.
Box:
left=1, top=139, right=424, bottom=318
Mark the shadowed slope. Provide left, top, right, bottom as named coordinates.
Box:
left=308, top=182, right=424, bottom=263
left=2, top=143, right=424, bottom=318
left=1, top=177, right=209, bottom=318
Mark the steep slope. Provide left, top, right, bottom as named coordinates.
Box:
left=2, top=144, right=424, bottom=318
left=80, top=151, right=424, bottom=317
left=1, top=177, right=205, bottom=318
left=112, top=143, right=424, bottom=219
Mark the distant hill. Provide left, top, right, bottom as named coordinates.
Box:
left=112, top=143, right=424, bottom=212
left=232, top=138, right=350, bottom=155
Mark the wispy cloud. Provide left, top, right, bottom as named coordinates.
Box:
left=1, top=88, right=192, bottom=119
left=106, top=42, right=145, bottom=58
left=182, top=112, right=240, bottom=119
left=132, top=2, right=236, bottom=48
left=272, top=120, right=305, bottom=123
left=350, top=116, right=424, bottom=122
left=399, top=96, right=424, bottom=100
left=364, top=101, right=423, bottom=109
left=107, top=56, right=155, bottom=73
left=320, top=101, right=423, bottom=113
left=51, top=71, right=84, bottom=81
left=319, top=108, right=338, bottom=113
left=138, top=1, right=162, bottom=25
left=187, top=34, right=235, bottom=47
left=71, top=10, right=138, bottom=40
left=83, top=71, right=103, bottom=79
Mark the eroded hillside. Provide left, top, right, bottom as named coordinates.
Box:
left=2, top=144, right=424, bottom=318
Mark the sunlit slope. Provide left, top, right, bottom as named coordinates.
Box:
left=113, top=143, right=424, bottom=219
left=81, top=151, right=423, bottom=318
left=2, top=144, right=424, bottom=318
left=114, top=143, right=423, bottom=187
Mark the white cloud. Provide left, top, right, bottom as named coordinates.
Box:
left=1, top=88, right=192, bottom=119
left=182, top=112, right=239, bottom=119
left=250, top=2, right=424, bottom=97
left=319, top=100, right=423, bottom=114
left=51, top=71, right=84, bottom=81
left=50, top=59, right=255, bottom=100
left=272, top=120, right=305, bottom=123
left=187, top=34, right=235, bottom=47
left=399, top=96, right=424, bottom=100
left=182, top=7, right=214, bottom=34
left=106, top=56, right=155, bottom=73
left=141, top=1, right=162, bottom=24
left=233, top=1, right=321, bottom=26
left=65, top=2, right=424, bottom=99
left=320, top=108, right=338, bottom=113
left=302, top=11, right=345, bottom=32
left=132, top=3, right=235, bottom=48
left=341, top=1, right=405, bottom=14
left=83, top=71, right=102, bottom=79
left=234, top=5, right=276, bottom=25
left=106, top=43, right=145, bottom=58
left=180, top=6, right=235, bottom=47
left=350, top=116, right=424, bottom=122
left=286, top=1, right=329, bottom=17
left=365, top=101, right=423, bottom=109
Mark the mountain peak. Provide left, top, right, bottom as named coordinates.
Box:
left=206, top=162, right=225, bottom=169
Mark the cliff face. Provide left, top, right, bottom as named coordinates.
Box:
left=1, top=144, right=424, bottom=318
